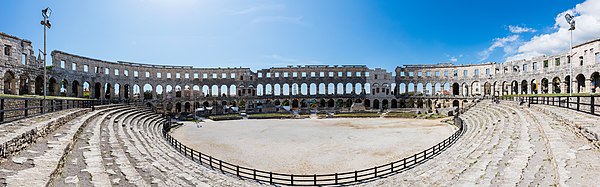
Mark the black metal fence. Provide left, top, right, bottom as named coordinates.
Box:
left=0, top=97, right=136, bottom=124
left=514, top=96, right=600, bottom=116
left=161, top=115, right=467, bottom=186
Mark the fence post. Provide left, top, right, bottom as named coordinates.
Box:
left=335, top=173, right=338, bottom=185
left=591, top=96, right=595, bottom=115
left=374, top=167, right=377, bottom=177
left=253, top=169, right=257, bottom=180
left=24, top=100, right=28, bottom=117
left=291, top=174, right=294, bottom=185
left=269, top=172, right=273, bottom=184
left=0, top=99, right=4, bottom=123
left=236, top=166, right=240, bottom=178
left=314, top=174, right=317, bottom=185
left=391, top=163, right=394, bottom=173
left=219, top=160, right=223, bottom=173
left=40, top=99, right=43, bottom=114
left=577, top=96, right=580, bottom=111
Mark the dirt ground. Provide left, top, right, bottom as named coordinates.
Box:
left=171, top=118, right=455, bottom=174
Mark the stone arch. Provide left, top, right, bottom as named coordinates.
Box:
left=591, top=72, right=600, bottom=93
left=35, top=75, right=44, bottom=95
left=156, top=85, right=164, bottom=98
left=355, top=83, right=362, bottom=95
left=425, top=83, right=433, bottom=96
left=104, top=83, right=112, bottom=99
left=309, top=83, right=317, bottom=95
left=452, top=83, right=459, bottom=96
left=220, top=85, right=228, bottom=97
left=576, top=74, right=586, bottom=93
left=373, top=99, right=380, bottom=109
left=114, top=83, right=121, bottom=99
left=552, top=77, right=561, bottom=93
left=133, top=84, right=141, bottom=99
left=541, top=78, right=549, bottom=94
left=59, top=79, right=69, bottom=96
left=382, top=99, right=389, bottom=109
left=484, top=82, right=491, bottom=96
left=391, top=99, right=398, bottom=108
left=123, top=84, right=130, bottom=99
left=94, top=82, right=102, bottom=99
left=300, top=83, right=308, bottom=95
left=336, top=83, right=344, bottom=95
left=345, top=83, right=353, bottom=94
left=175, top=85, right=183, bottom=98
left=521, top=80, right=528, bottom=94
left=283, top=83, right=290, bottom=96
left=185, top=102, right=192, bottom=113
left=18, top=74, right=30, bottom=95
left=3, top=71, right=17, bottom=95
left=531, top=79, right=538, bottom=94
left=72, top=80, right=80, bottom=97
left=83, top=82, right=91, bottom=98
left=143, top=84, right=153, bottom=100
left=49, top=77, right=58, bottom=96
left=211, top=85, right=218, bottom=96
left=257, top=84, right=264, bottom=96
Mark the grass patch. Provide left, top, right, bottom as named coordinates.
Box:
left=0, top=94, right=94, bottom=100
left=208, top=114, right=243, bottom=121
left=248, top=113, right=293, bottom=119
left=330, top=112, right=381, bottom=118
left=385, top=112, right=418, bottom=118
left=426, top=113, right=449, bottom=119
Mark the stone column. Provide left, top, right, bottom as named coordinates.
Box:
left=585, top=79, right=592, bottom=93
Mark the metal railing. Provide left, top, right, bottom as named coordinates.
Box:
left=514, top=95, right=600, bottom=116
left=161, top=115, right=467, bottom=186
left=0, top=97, right=139, bottom=124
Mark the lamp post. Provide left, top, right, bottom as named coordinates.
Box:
left=565, top=13, right=575, bottom=96
left=41, top=7, right=52, bottom=100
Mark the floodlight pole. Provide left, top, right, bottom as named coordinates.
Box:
left=569, top=29, right=573, bottom=96
left=43, top=14, right=47, bottom=100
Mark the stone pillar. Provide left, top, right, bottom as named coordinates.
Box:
left=585, top=79, right=592, bottom=93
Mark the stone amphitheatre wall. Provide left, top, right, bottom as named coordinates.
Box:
left=2, top=31, right=600, bottom=114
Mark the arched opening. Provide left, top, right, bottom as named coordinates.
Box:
left=327, top=99, right=334, bottom=108
left=19, top=74, right=29, bottom=95
left=144, top=84, right=153, bottom=100
left=94, top=82, right=102, bottom=99
left=389, top=99, right=397, bottom=108
left=124, top=84, right=131, bottom=99
left=185, top=102, right=191, bottom=113
left=176, top=103, right=182, bottom=113
left=3, top=71, right=16, bottom=95
left=364, top=99, right=371, bottom=108
left=511, top=80, right=518, bottom=95
left=292, top=99, right=299, bottom=108
left=176, top=85, right=183, bottom=97
left=382, top=99, right=388, bottom=109
left=48, top=78, right=58, bottom=96
left=373, top=99, right=380, bottom=109
left=104, top=83, right=112, bottom=99
left=541, top=78, right=549, bottom=94
left=35, top=75, right=44, bottom=95
left=114, top=83, right=120, bottom=99
left=60, top=79, right=69, bottom=96
left=484, top=82, right=491, bottom=96
left=452, top=83, right=459, bottom=95
left=552, top=77, right=561, bottom=93
left=83, top=82, right=90, bottom=98
left=133, top=84, right=141, bottom=99
left=72, top=80, right=80, bottom=97
left=521, top=80, right=528, bottom=94
left=576, top=74, right=586, bottom=93
left=530, top=79, right=538, bottom=94
left=452, top=100, right=460, bottom=107
left=592, top=72, right=600, bottom=93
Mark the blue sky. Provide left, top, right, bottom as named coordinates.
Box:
left=1, top=0, right=596, bottom=71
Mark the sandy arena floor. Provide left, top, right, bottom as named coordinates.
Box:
left=171, top=118, right=456, bottom=174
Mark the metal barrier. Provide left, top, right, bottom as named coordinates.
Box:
left=162, top=113, right=468, bottom=186
left=514, top=96, right=599, bottom=116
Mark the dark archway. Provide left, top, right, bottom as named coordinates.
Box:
left=576, top=74, right=586, bottom=93
left=452, top=83, right=460, bottom=95
left=35, top=75, right=44, bottom=95
left=72, top=80, right=80, bottom=97
left=94, top=82, right=102, bottom=99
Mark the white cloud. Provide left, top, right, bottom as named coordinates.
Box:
left=479, top=35, right=520, bottom=61
left=507, top=0, right=600, bottom=61
left=442, top=54, right=462, bottom=63
left=508, top=25, right=536, bottom=33
left=229, top=4, right=285, bottom=15
left=250, top=16, right=305, bottom=25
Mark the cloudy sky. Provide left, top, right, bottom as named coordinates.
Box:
left=1, top=0, right=599, bottom=71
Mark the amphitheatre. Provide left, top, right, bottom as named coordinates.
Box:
left=2, top=15, right=600, bottom=187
